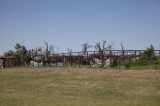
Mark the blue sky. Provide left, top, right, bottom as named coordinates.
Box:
left=0, top=0, right=160, bottom=54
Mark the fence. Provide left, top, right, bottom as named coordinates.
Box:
left=1, top=50, right=160, bottom=68
left=28, top=50, right=160, bottom=67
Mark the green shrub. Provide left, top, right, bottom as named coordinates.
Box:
left=132, top=45, right=157, bottom=66
left=124, top=61, right=130, bottom=69
left=110, top=58, right=118, bottom=67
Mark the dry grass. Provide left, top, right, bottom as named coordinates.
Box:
left=0, top=67, right=160, bottom=106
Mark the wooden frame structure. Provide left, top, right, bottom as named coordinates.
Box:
left=1, top=50, right=160, bottom=68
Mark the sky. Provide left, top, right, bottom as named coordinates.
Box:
left=0, top=0, right=160, bottom=54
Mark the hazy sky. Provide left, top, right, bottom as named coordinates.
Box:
left=0, top=0, right=160, bottom=54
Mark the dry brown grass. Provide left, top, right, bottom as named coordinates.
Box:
left=0, top=67, right=160, bottom=106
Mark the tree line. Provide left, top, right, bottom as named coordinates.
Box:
left=2, top=41, right=160, bottom=68
left=3, top=41, right=114, bottom=57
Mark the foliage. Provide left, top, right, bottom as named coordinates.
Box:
left=110, top=58, right=118, bottom=67
left=4, top=50, right=15, bottom=56
left=124, top=60, right=131, bottom=69
left=4, top=43, right=27, bottom=58
left=131, top=45, right=157, bottom=66
left=14, top=43, right=27, bottom=58
left=153, top=58, right=160, bottom=64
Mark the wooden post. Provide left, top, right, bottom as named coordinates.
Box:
left=56, top=55, right=57, bottom=66
left=94, top=51, right=95, bottom=66
left=122, top=50, right=124, bottom=57
left=109, top=50, right=112, bottom=65
left=12, top=58, right=14, bottom=67
left=87, top=52, right=88, bottom=65
left=70, top=52, right=72, bottom=66
left=62, top=54, right=64, bottom=67
left=101, top=50, right=104, bottom=67
left=78, top=52, right=80, bottom=67
left=0, top=58, right=4, bottom=69
left=80, top=53, right=82, bottom=67
left=87, top=52, right=88, bottom=60
left=3, top=59, right=5, bottom=68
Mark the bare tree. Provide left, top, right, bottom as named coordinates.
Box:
left=95, top=42, right=101, bottom=52
left=43, top=41, right=56, bottom=54
left=35, top=46, right=43, bottom=55
left=120, top=42, right=124, bottom=50
left=56, top=46, right=59, bottom=53
left=67, top=48, right=73, bottom=65
left=81, top=43, right=92, bottom=54
left=43, top=40, right=49, bottom=56
left=95, top=41, right=114, bottom=67
left=95, top=41, right=114, bottom=52
left=120, top=42, right=125, bottom=56
left=67, top=48, right=72, bottom=54
left=49, top=45, right=54, bottom=54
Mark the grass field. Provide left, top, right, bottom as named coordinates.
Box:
left=0, top=67, right=160, bottom=106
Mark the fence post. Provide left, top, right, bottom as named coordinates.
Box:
left=56, top=55, right=57, bottom=67
left=87, top=52, right=88, bottom=64
left=109, top=50, right=112, bottom=65
left=94, top=51, right=95, bottom=66
left=78, top=52, right=80, bottom=67
left=70, top=52, right=72, bottom=66
left=62, top=54, right=64, bottom=67
left=101, top=50, right=104, bottom=67
left=122, top=50, right=124, bottom=57
left=3, top=59, right=6, bottom=68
